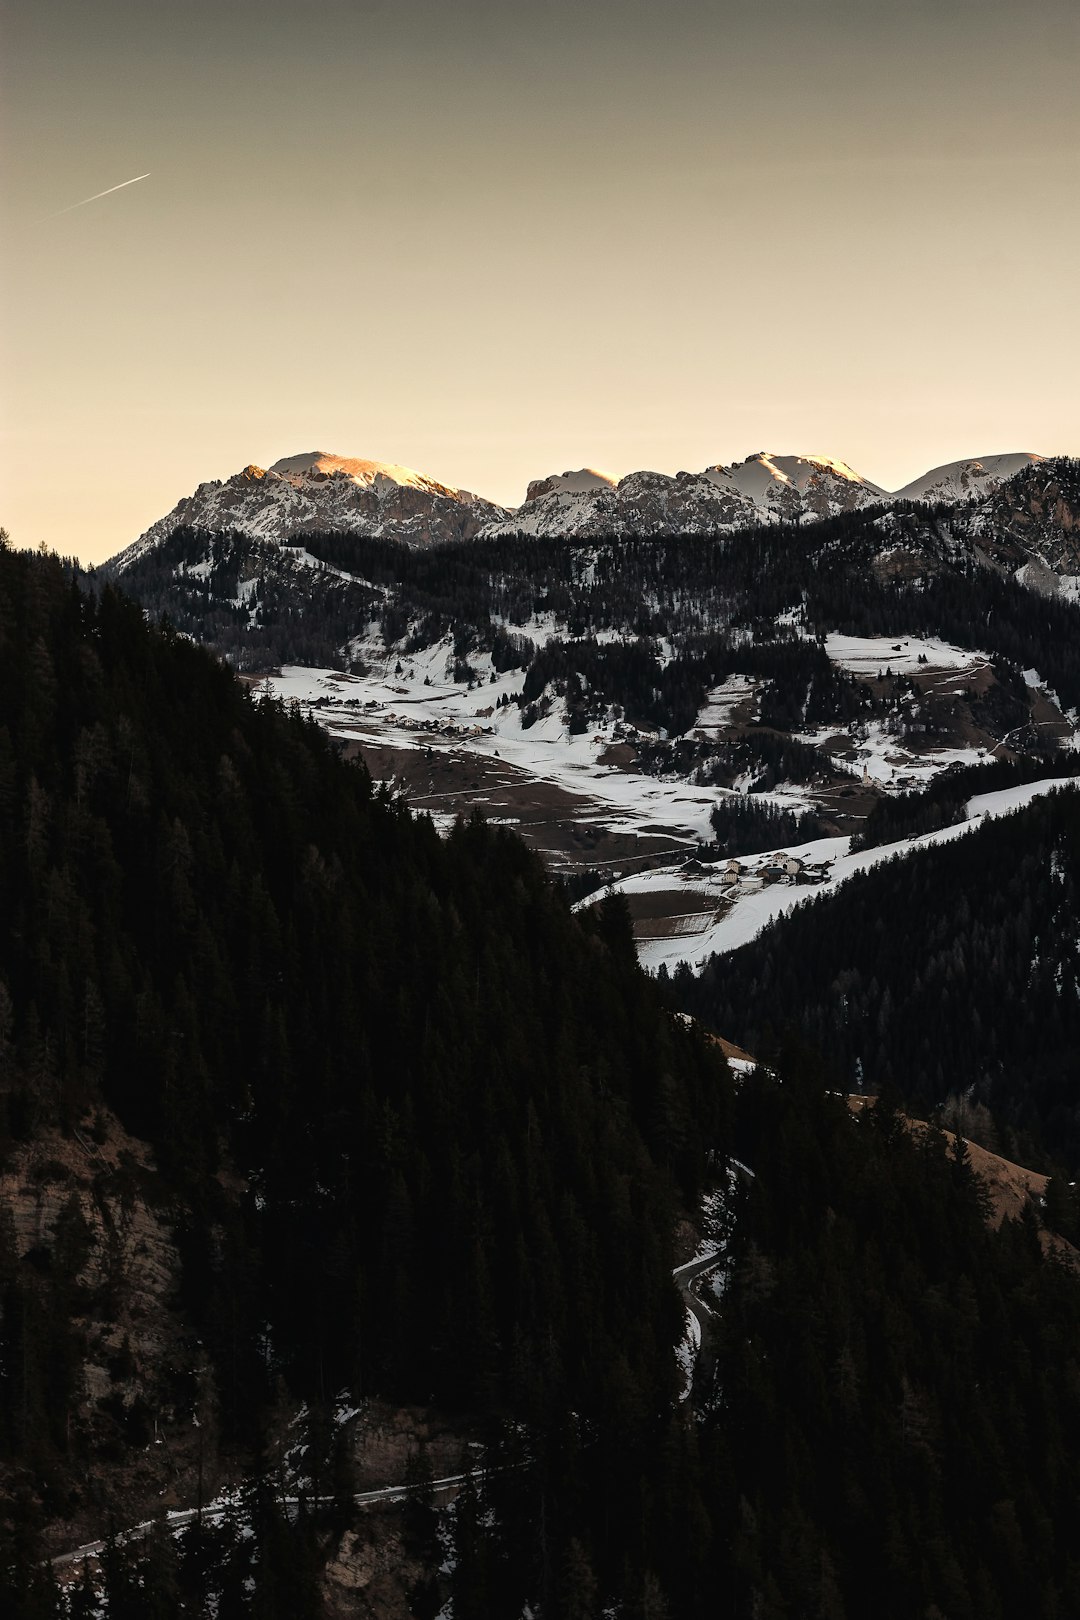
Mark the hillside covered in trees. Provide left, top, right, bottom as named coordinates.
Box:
left=0, top=542, right=726, bottom=1610
left=109, top=508, right=1080, bottom=739
left=672, top=788, right=1080, bottom=1170
left=5, top=543, right=1080, bottom=1616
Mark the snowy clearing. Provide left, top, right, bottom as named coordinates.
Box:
left=595, top=777, right=1080, bottom=974
left=823, top=633, right=988, bottom=677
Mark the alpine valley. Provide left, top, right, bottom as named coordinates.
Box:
left=4, top=445, right=1080, bottom=1618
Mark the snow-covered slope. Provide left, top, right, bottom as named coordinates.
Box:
left=113, top=452, right=509, bottom=569
left=266, top=451, right=479, bottom=496
left=894, top=454, right=1044, bottom=504
left=482, top=452, right=888, bottom=539
left=592, top=778, right=1080, bottom=975
left=701, top=452, right=886, bottom=515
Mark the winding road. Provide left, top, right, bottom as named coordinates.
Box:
left=673, top=1247, right=727, bottom=1397
left=52, top=1472, right=471, bottom=1571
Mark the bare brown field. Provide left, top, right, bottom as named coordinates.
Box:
left=342, top=739, right=693, bottom=872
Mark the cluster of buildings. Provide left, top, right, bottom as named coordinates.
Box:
left=681, top=853, right=831, bottom=890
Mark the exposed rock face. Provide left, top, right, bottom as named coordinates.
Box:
left=968, top=459, right=1080, bottom=589
left=484, top=452, right=888, bottom=539
left=1, top=1118, right=176, bottom=1375
left=347, top=1401, right=476, bottom=1491
left=113, top=452, right=510, bottom=569
left=112, top=448, right=892, bottom=564
left=0, top=1113, right=219, bottom=1545
left=114, top=447, right=1077, bottom=567
left=314, top=1400, right=475, bottom=1618
left=322, top=1513, right=434, bottom=1620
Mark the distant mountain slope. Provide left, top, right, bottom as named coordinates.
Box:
left=98, top=490, right=1080, bottom=890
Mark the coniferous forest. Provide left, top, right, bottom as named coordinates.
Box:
left=671, top=788, right=1080, bottom=1168
left=4, top=541, right=1080, bottom=1615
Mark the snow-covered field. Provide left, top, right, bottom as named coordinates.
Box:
left=267, top=625, right=1077, bottom=946
left=266, top=628, right=1024, bottom=856
left=692, top=675, right=759, bottom=734
left=790, top=633, right=1024, bottom=788
left=600, top=778, right=1080, bottom=974
left=823, top=633, right=988, bottom=677
left=796, top=715, right=988, bottom=790
left=269, top=645, right=747, bottom=849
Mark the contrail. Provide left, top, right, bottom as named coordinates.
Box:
left=35, top=173, right=150, bottom=224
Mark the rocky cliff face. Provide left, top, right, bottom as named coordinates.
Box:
left=968, top=459, right=1080, bottom=590
left=0, top=1111, right=219, bottom=1546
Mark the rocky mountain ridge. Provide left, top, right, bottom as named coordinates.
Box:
left=113, top=447, right=1058, bottom=565
left=113, top=452, right=508, bottom=568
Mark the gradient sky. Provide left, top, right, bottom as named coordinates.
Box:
left=3, top=0, right=1079, bottom=563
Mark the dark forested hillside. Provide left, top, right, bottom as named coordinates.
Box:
left=7, top=544, right=1080, bottom=1617
left=696, top=1049, right=1080, bottom=1620
left=672, top=789, right=1080, bottom=1166
left=0, top=544, right=729, bottom=1609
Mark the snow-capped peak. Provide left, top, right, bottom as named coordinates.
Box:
left=893, top=453, right=1045, bottom=504
left=111, top=444, right=1066, bottom=570
left=112, top=452, right=509, bottom=567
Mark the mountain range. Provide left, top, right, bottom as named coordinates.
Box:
left=113, top=448, right=1049, bottom=563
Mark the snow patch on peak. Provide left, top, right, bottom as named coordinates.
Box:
left=782, top=453, right=884, bottom=489
left=525, top=468, right=617, bottom=502
left=894, top=453, right=1046, bottom=504
left=736, top=452, right=884, bottom=495
left=702, top=452, right=886, bottom=511
left=268, top=452, right=452, bottom=495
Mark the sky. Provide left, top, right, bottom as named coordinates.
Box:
left=2, top=0, right=1079, bottom=564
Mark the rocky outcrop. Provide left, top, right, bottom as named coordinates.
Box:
left=968, top=458, right=1080, bottom=587
left=0, top=1113, right=222, bottom=1546
left=322, top=1513, right=435, bottom=1620
left=111, top=447, right=1078, bottom=566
